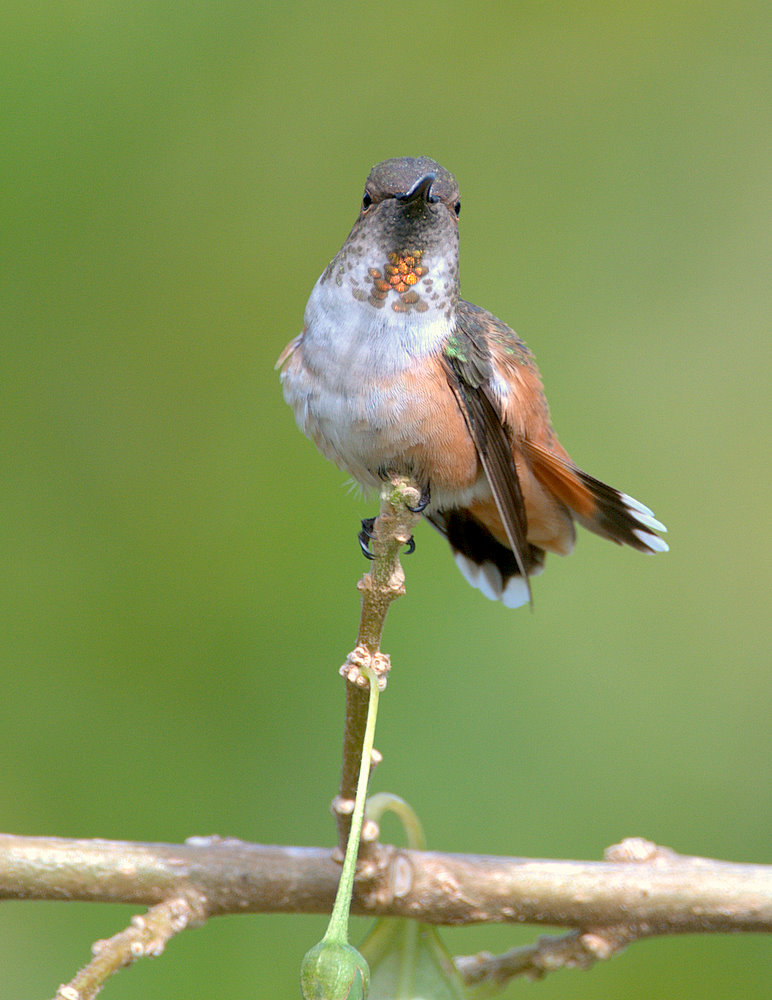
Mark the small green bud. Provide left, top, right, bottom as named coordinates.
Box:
left=300, top=939, right=370, bottom=999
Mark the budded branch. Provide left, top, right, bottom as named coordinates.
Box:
left=1, top=832, right=769, bottom=936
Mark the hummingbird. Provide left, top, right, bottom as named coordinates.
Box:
left=277, top=156, right=667, bottom=608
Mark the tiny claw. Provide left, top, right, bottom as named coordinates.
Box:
left=358, top=517, right=376, bottom=560
left=406, top=486, right=431, bottom=514
left=404, top=535, right=416, bottom=555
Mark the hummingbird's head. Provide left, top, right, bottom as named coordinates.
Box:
left=357, top=156, right=460, bottom=256
left=361, top=156, right=459, bottom=217
left=327, top=157, right=460, bottom=318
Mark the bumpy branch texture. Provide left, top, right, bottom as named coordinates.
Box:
left=52, top=893, right=206, bottom=1000
left=2, top=833, right=770, bottom=935
left=334, top=477, right=421, bottom=852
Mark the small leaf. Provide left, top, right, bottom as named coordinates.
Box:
left=360, top=918, right=468, bottom=999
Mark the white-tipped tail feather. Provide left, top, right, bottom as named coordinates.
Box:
left=445, top=483, right=667, bottom=608
left=453, top=552, right=532, bottom=608
left=619, top=493, right=669, bottom=552
left=633, top=529, right=669, bottom=552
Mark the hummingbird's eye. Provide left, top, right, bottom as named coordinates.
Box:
left=361, top=191, right=373, bottom=211
left=454, top=200, right=461, bottom=217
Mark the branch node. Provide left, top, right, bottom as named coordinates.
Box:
left=361, top=819, right=380, bottom=846
left=604, top=837, right=676, bottom=863
left=578, top=930, right=625, bottom=962
left=332, top=795, right=355, bottom=818
left=340, top=645, right=391, bottom=689
left=356, top=571, right=406, bottom=600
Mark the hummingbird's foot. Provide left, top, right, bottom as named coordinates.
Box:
left=358, top=517, right=417, bottom=558
left=406, top=485, right=431, bottom=514
left=358, top=517, right=376, bottom=560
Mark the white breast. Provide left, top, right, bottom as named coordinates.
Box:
left=281, top=259, right=454, bottom=488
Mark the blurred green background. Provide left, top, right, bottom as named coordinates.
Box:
left=2, top=1, right=770, bottom=996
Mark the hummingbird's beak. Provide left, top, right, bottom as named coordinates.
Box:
left=397, top=172, right=437, bottom=204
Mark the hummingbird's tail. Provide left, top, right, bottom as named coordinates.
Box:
left=521, top=439, right=668, bottom=555
left=427, top=509, right=545, bottom=609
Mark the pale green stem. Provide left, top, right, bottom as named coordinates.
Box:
left=365, top=793, right=426, bottom=852
left=324, top=665, right=380, bottom=944
left=363, top=794, right=425, bottom=999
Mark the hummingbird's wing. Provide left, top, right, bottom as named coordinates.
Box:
left=275, top=332, right=303, bottom=370
left=441, top=302, right=533, bottom=601
left=462, top=300, right=668, bottom=557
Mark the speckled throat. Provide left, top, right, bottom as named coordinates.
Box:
left=300, top=194, right=460, bottom=384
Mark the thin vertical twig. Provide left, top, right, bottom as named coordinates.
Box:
left=333, top=477, right=422, bottom=855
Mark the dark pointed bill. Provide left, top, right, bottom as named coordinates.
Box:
left=397, top=172, right=437, bottom=204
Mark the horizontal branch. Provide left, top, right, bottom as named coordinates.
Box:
left=1, top=833, right=770, bottom=937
